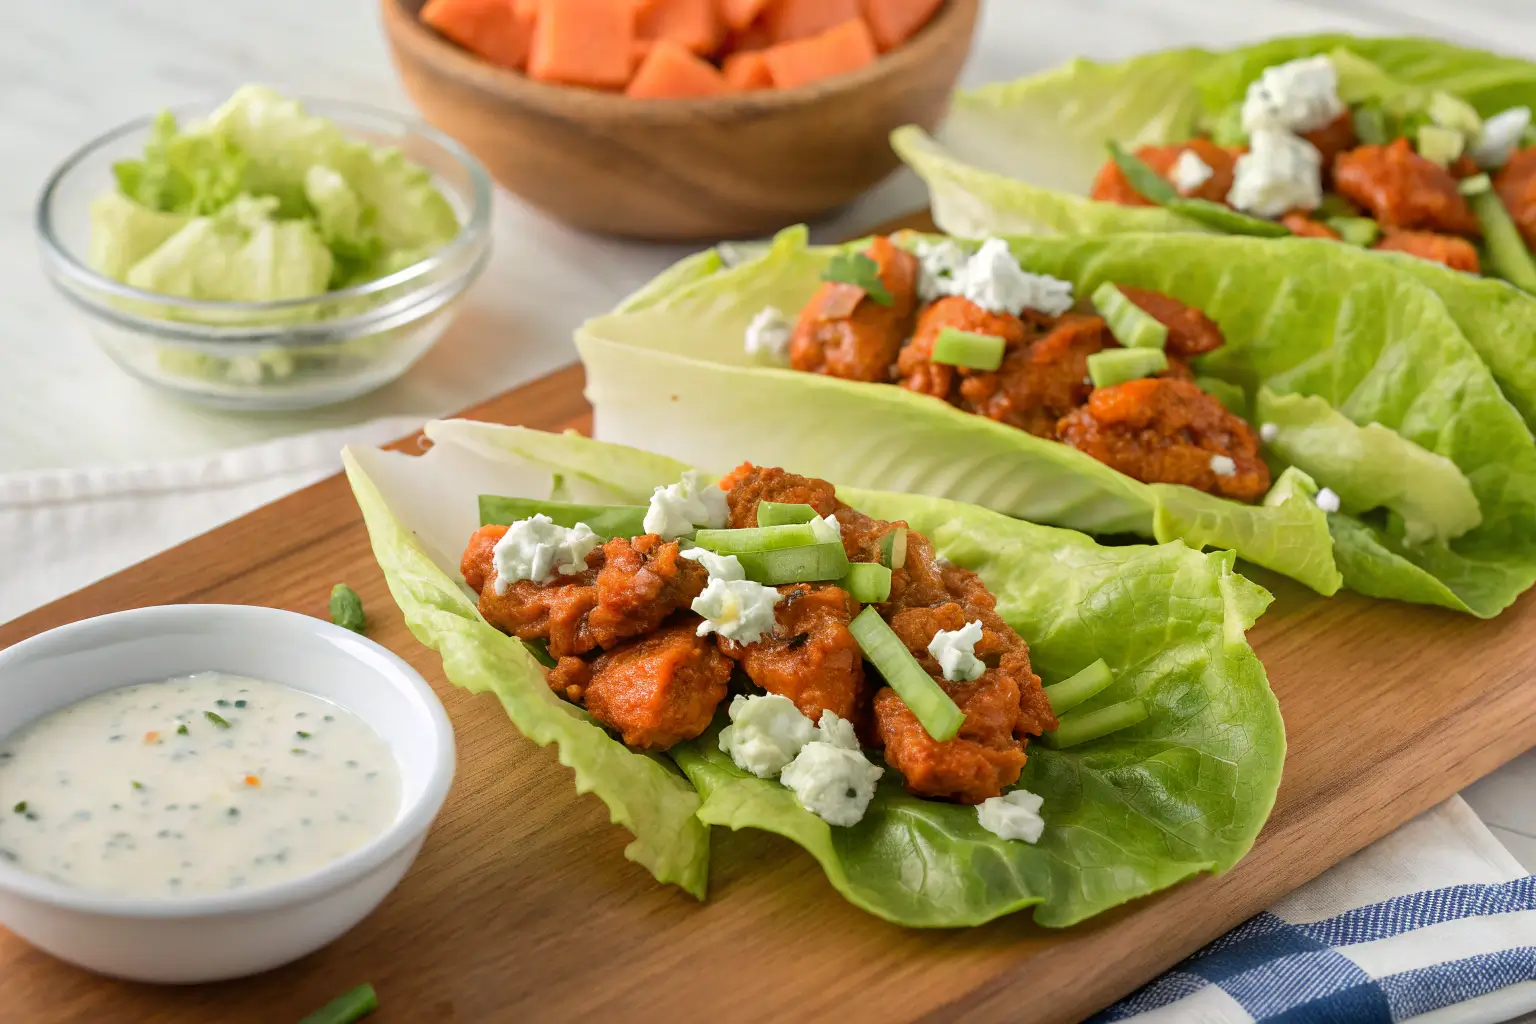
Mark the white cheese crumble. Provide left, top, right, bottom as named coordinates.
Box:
left=681, top=547, right=745, bottom=581
left=1471, top=107, right=1532, bottom=170
left=692, top=577, right=782, bottom=644
left=491, top=515, right=600, bottom=594
left=1228, top=128, right=1323, bottom=218
left=814, top=710, right=860, bottom=750
left=959, top=238, right=1075, bottom=317
left=914, top=237, right=971, bottom=303
left=809, top=513, right=842, bottom=545
left=1240, top=55, right=1344, bottom=134
left=1171, top=150, right=1215, bottom=193
left=1260, top=422, right=1280, bottom=444
left=718, top=694, right=815, bottom=778
left=643, top=470, right=729, bottom=540
left=927, top=620, right=986, bottom=682
left=1316, top=487, right=1342, bottom=513
left=744, top=305, right=794, bottom=363
left=1209, top=454, right=1238, bottom=477
left=976, top=789, right=1046, bottom=843
left=779, top=739, right=884, bottom=827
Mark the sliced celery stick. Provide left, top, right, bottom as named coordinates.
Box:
left=735, top=543, right=849, bottom=585
left=1042, top=659, right=1113, bottom=716
left=757, top=501, right=818, bottom=527
left=879, top=527, right=908, bottom=570
left=839, top=563, right=893, bottom=603
left=1087, top=348, right=1168, bottom=388
left=1458, top=173, right=1492, bottom=196
left=1471, top=190, right=1536, bottom=291
left=478, top=496, right=645, bottom=539
left=849, top=608, right=963, bottom=742
left=1327, top=216, right=1381, bottom=247
left=1428, top=91, right=1483, bottom=139
left=694, top=523, right=820, bottom=553
left=1092, top=282, right=1167, bottom=349
left=1416, top=124, right=1465, bottom=167
left=1041, top=698, right=1149, bottom=749
left=932, top=328, right=1006, bottom=371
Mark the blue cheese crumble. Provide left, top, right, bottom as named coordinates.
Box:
left=913, top=237, right=971, bottom=303
left=1209, top=454, right=1237, bottom=477
left=680, top=547, right=745, bottom=581
left=976, top=789, right=1046, bottom=843
left=491, top=515, right=600, bottom=593
left=779, top=733, right=883, bottom=827
left=692, top=578, right=781, bottom=644
left=1240, top=55, right=1344, bottom=134
left=718, top=694, right=815, bottom=778
left=744, top=306, right=794, bottom=363
left=927, top=621, right=985, bottom=682
left=1471, top=107, right=1532, bottom=170
left=959, top=238, right=1075, bottom=318
left=1228, top=128, right=1323, bottom=218
left=643, top=470, right=729, bottom=541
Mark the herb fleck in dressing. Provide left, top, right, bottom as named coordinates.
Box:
left=0, top=674, right=400, bottom=897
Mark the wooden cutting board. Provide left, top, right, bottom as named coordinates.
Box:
left=3, top=224, right=1536, bottom=1024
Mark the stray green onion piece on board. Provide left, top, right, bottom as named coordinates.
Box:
left=329, top=584, right=367, bottom=634
left=1087, top=348, right=1168, bottom=389
left=297, top=983, right=379, bottom=1024
left=1092, top=283, right=1167, bottom=349
left=931, top=328, right=1007, bottom=371
left=848, top=607, right=963, bottom=742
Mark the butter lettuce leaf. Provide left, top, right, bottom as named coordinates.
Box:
left=87, top=192, right=190, bottom=282
left=349, top=424, right=1281, bottom=928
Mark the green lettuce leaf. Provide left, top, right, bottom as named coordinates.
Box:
left=579, top=228, right=1536, bottom=616
left=342, top=439, right=711, bottom=899
left=112, top=110, right=248, bottom=217
left=348, top=423, right=1282, bottom=928
left=87, top=192, right=190, bottom=282
left=893, top=37, right=1536, bottom=429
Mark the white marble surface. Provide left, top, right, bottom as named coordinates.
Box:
left=0, top=1, right=1531, bottom=866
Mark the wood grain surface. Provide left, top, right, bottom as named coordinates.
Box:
left=4, top=250, right=1536, bottom=1020
left=381, top=0, right=978, bottom=240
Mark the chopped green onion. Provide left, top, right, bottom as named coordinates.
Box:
left=524, top=638, right=558, bottom=669
left=931, top=328, right=1007, bottom=371
left=822, top=251, right=893, bottom=306
left=298, top=983, right=379, bottom=1024
left=1352, top=105, right=1389, bottom=146
left=1428, top=91, right=1483, bottom=139
left=1086, top=348, right=1168, bottom=389
left=734, top=543, right=850, bottom=585
left=131, top=781, right=143, bottom=790
left=1458, top=173, right=1492, bottom=196
left=694, top=523, right=822, bottom=554
left=1470, top=190, right=1536, bottom=291
left=839, top=563, right=893, bottom=603
left=1105, top=141, right=1177, bottom=204
left=176, top=723, right=189, bottom=736
left=12, top=802, right=26, bottom=814
left=1092, top=282, right=1167, bottom=349
left=328, top=584, right=366, bottom=634
left=477, top=496, right=646, bottom=539
left=848, top=608, right=963, bottom=742
left=878, top=528, right=908, bottom=570
left=1165, top=198, right=1291, bottom=238
left=1416, top=124, right=1465, bottom=167
left=1041, top=698, right=1149, bottom=749
left=205, top=711, right=231, bottom=729
left=1042, top=659, right=1114, bottom=716
left=756, top=501, right=818, bottom=527
left=1327, top=216, right=1381, bottom=247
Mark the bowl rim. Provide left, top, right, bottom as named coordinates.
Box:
left=383, top=0, right=980, bottom=120
left=34, top=95, right=494, bottom=318
left=0, top=604, right=457, bottom=920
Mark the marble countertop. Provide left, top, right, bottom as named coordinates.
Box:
left=0, top=0, right=1531, bottom=867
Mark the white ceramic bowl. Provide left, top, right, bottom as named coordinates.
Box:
left=0, top=604, right=455, bottom=983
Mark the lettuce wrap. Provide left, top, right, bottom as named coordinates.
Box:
left=343, top=422, right=1283, bottom=928
left=577, top=227, right=1536, bottom=618
left=891, top=35, right=1536, bottom=428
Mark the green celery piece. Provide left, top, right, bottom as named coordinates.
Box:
left=757, top=501, right=818, bottom=526
left=297, top=983, right=378, bottom=1024
left=1428, top=90, right=1484, bottom=137
left=932, top=328, right=1007, bottom=371
left=694, top=523, right=822, bottom=553
left=1042, top=659, right=1113, bottom=716
left=734, top=543, right=849, bottom=584
left=1092, top=282, right=1168, bottom=349
left=328, top=584, right=366, bottom=634
left=878, top=527, right=908, bottom=570
left=1459, top=173, right=1492, bottom=196
left=839, top=562, right=893, bottom=603
left=1106, top=140, right=1178, bottom=204
left=1327, top=216, right=1381, bottom=247
left=1416, top=124, right=1466, bottom=166
left=477, top=495, right=647, bottom=539
left=848, top=607, right=963, bottom=742
left=1087, top=347, right=1168, bottom=387
left=1042, top=699, right=1149, bottom=749
left=1470, top=190, right=1536, bottom=292
left=1352, top=105, right=1390, bottom=145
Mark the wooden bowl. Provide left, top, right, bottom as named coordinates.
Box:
left=380, top=0, right=979, bottom=241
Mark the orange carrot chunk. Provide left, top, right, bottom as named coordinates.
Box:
left=529, top=0, right=636, bottom=89
left=637, top=0, right=724, bottom=55
left=860, top=0, right=943, bottom=51
left=762, top=17, right=877, bottom=89
left=763, top=0, right=860, bottom=43
left=626, top=39, right=734, bottom=98
left=718, top=0, right=773, bottom=31
left=421, top=0, right=536, bottom=71
left=722, top=15, right=774, bottom=53
left=723, top=49, right=773, bottom=90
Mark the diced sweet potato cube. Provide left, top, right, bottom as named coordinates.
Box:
left=627, top=38, right=733, bottom=97
left=764, top=0, right=860, bottom=43
left=637, top=0, right=723, bottom=55
left=422, top=0, right=536, bottom=71
left=860, top=0, right=942, bottom=51
left=723, top=50, right=772, bottom=90
left=722, top=16, right=774, bottom=53
left=528, top=0, right=636, bottom=89
left=718, top=0, right=772, bottom=31
left=514, top=0, right=539, bottom=14
left=762, top=17, right=877, bottom=89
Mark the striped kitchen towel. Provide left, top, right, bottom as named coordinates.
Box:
left=1095, top=798, right=1536, bottom=1024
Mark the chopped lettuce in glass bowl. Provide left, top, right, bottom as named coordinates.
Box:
left=36, top=87, right=492, bottom=410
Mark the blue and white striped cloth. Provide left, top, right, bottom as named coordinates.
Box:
left=1096, top=797, right=1536, bottom=1024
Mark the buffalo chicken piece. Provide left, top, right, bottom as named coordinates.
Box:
left=1280, top=212, right=1342, bottom=239
left=896, top=296, right=1030, bottom=401
left=1117, top=287, right=1226, bottom=358
left=789, top=236, right=920, bottom=382
left=719, top=461, right=898, bottom=566
left=1090, top=139, right=1240, bottom=206
left=1333, top=138, right=1481, bottom=237
left=958, top=314, right=1112, bottom=438
left=1300, top=111, right=1358, bottom=177
left=1374, top=230, right=1481, bottom=273
left=1058, top=377, right=1270, bottom=502
left=1494, top=146, right=1536, bottom=251
left=720, top=583, right=867, bottom=724
left=581, top=622, right=732, bottom=750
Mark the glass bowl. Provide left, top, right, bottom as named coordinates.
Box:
left=36, top=99, right=493, bottom=411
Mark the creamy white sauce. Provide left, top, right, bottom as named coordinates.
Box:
left=0, top=673, right=400, bottom=897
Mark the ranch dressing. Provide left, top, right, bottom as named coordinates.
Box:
left=0, top=673, right=400, bottom=897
